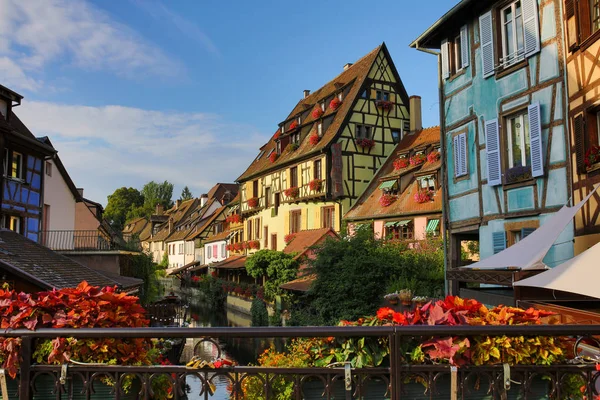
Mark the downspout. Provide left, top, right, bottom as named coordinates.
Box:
left=414, top=43, right=448, bottom=295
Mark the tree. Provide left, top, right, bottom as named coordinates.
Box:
left=245, top=250, right=299, bottom=301
left=180, top=186, right=193, bottom=201
left=104, top=187, right=144, bottom=231
left=141, top=180, right=174, bottom=210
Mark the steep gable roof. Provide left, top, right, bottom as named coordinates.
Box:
left=237, top=43, right=409, bottom=182
left=283, top=228, right=339, bottom=259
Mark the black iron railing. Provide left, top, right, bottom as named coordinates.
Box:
left=1, top=324, right=599, bottom=399
left=39, top=230, right=140, bottom=251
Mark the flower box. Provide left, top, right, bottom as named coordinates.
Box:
left=269, top=152, right=278, bottom=163
left=289, top=121, right=299, bottom=130
left=308, top=179, right=323, bottom=192
left=427, top=150, right=441, bottom=163
left=414, top=189, right=433, bottom=203
left=311, top=107, right=323, bottom=119
left=329, top=97, right=342, bottom=111
left=505, top=165, right=532, bottom=184
left=379, top=193, right=396, bottom=207
left=356, top=138, right=375, bottom=149
left=226, top=214, right=241, bottom=224
left=309, top=133, right=320, bottom=146
left=393, top=157, right=409, bottom=170
left=585, top=145, right=600, bottom=169
left=248, top=240, right=260, bottom=250
left=284, top=186, right=299, bottom=199
left=375, top=100, right=393, bottom=111
left=410, top=153, right=426, bottom=166
left=247, top=197, right=259, bottom=208
left=284, top=233, right=296, bottom=245
left=273, top=129, right=281, bottom=140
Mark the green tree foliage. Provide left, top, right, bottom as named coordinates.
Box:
left=251, top=298, right=269, bottom=326
left=142, top=180, right=174, bottom=210
left=126, top=252, right=160, bottom=304
left=180, top=186, right=193, bottom=201
left=245, top=250, right=299, bottom=301
left=104, top=187, right=144, bottom=232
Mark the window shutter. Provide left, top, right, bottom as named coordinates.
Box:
left=485, top=119, right=502, bottom=186
left=521, top=227, right=536, bottom=238
left=441, top=39, right=450, bottom=79
left=479, top=11, right=495, bottom=78
left=460, top=25, right=469, bottom=68
left=453, top=135, right=460, bottom=177
left=574, top=114, right=585, bottom=174
left=459, top=133, right=467, bottom=176
left=528, top=103, right=544, bottom=177
left=522, top=0, right=541, bottom=57
left=492, top=231, right=506, bottom=254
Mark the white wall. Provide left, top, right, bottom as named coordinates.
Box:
left=43, top=160, right=76, bottom=231
left=168, top=240, right=186, bottom=268
left=204, top=240, right=227, bottom=264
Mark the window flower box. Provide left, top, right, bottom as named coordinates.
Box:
left=284, top=186, right=299, bottom=199
left=414, top=189, right=434, bottom=203
left=393, top=157, right=410, bottom=170
left=311, top=107, right=323, bottom=119
left=505, top=165, right=532, bottom=184
left=248, top=240, right=260, bottom=250
left=329, top=97, right=342, bottom=111
left=233, top=242, right=243, bottom=251
left=309, top=133, right=320, bottom=145
left=410, top=153, right=426, bottom=166
left=309, top=179, right=323, bottom=192
left=247, top=197, right=259, bottom=208
left=273, top=129, right=281, bottom=140
left=284, top=233, right=296, bottom=244
left=585, top=145, right=600, bottom=169
left=356, top=138, right=375, bottom=149
left=379, top=193, right=396, bottom=207
left=269, top=152, right=278, bottom=163
left=427, top=150, right=441, bottom=163
left=375, top=100, right=393, bottom=111
left=226, top=214, right=241, bottom=224
left=289, top=121, right=299, bottom=130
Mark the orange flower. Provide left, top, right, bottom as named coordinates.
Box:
left=392, top=312, right=406, bottom=325
left=376, top=307, right=395, bottom=321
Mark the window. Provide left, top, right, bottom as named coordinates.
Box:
left=593, top=0, right=600, bottom=33
left=317, top=122, right=323, bottom=136
left=426, top=219, right=441, bottom=237
left=45, top=161, right=52, bottom=177
left=207, top=245, right=212, bottom=258
left=179, top=244, right=184, bottom=254
left=264, top=226, right=268, bottom=249
left=291, top=132, right=300, bottom=144
left=290, top=166, right=298, bottom=188
left=338, top=92, right=343, bottom=101
left=441, top=26, right=469, bottom=78
left=500, top=1, right=525, bottom=66
left=392, top=130, right=401, bottom=144
left=265, top=187, right=271, bottom=208
left=253, top=180, right=259, bottom=198
left=247, top=219, right=253, bottom=240
left=453, top=133, right=468, bottom=178
left=322, top=206, right=335, bottom=229
left=214, top=222, right=223, bottom=235
left=213, top=244, right=218, bottom=258
left=376, top=91, right=390, bottom=101
left=314, top=160, right=322, bottom=180
left=566, top=0, right=600, bottom=50
left=419, top=176, right=436, bottom=191
left=574, top=107, right=600, bottom=172
left=4, top=151, right=24, bottom=180
left=320, top=102, right=325, bottom=111
left=271, top=234, right=277, bottom=251
left=222, top=243, right=226, bottom=256
left=290, top=210, right=302, bottom=234
left=254, top=217, right=261, bottom=239
left=1, top=215, right=21, bottom=234
left=386, top=221, right=413, bottom=240
left=356, top=125, right=371, bottom=139
left=506, top=111, right=531, bottom=169
left=276, top=141, right=282, bottom=155
left=274, top=192, right=280, bottom=215
left=360, top=89, right=369, bottom=99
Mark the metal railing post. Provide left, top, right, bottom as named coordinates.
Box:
left=19, top=336, right=32, bottom=400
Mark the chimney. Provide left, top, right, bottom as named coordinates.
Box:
left=303, top=90, right=310, bottom=99
left=343, top=63, right=353, bottom=71
left=168, top=218, right=173, bottom=234
left=200, top=194, right=208, bottom=207
left=77, top=188, right=84, bottom=197
left=176, top=199, right=182, bottom=209
left=409, top=95, right=422, bottom=132
left=155, top=204, right=164, bottom=215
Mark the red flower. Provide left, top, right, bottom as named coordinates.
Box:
left=427, top=151, right=441, bottom=163
left=376, top=307, right=395, bottom=321
left=273, top=129, right=281, bottom=140
left=289, top=120, right=299, bottom=130
left=284, top=186, right=299, bottom=199
left=269, top=152, right=278, bottom=163
left=379, top=193, right=396, bottom=207
left=375, top=100, right=394, bottom=111
left=311, top=107, right=323, bottom=119
left=410, top=153, right=426, bottom=166
left=584, top=145, right=600, bottom=168
left=414, top=189, right=433, bottom=204
left=248, top=240, right=260, bottom=250
left=393, top=157, right=410, bottom=170
left=392, top=312, right=406, bottom=325
left=329, top=97, right=342, bottom=111
left=247, top=197, right=259, bottom=208
left=309, top=133, right=320, bottom=145
left=596, top=364, right=600, bottom=371
left=309, top=179, right=323, bottom=192
left=356, top=138, right=375, bottom=149
left=191, top=276, right=199, bottom=282
left=284, top=233, right=296, bottom=244
left=226, top=214, right=241, bottom=224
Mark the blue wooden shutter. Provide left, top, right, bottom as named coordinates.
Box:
left=522, top=0, right=541, bottom=57
left=521, top=227, right=535, bottom=238
left=441, top=39, right=450, bottom=79
left=460, top=25, right=469, bottom=68
left=453, top=135, right=460, bottom=177
left=479, top=11, right=495, bottom=78
left=492, top=231, right=506, bottom=254
left=459, top=133, right=467, bottom=176
left=528, top=103, right=544, bottom=177
left=485, top=119, right=502, bottom=186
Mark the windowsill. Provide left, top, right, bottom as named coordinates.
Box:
left=579, top=29, right=600, bottom=52
left=448, top=68, right=466, bottom=82
left=586, top=162, right=600, bottom=174
left=5, top=176, right=25, bottom=184
left=503, top=177, right=535, bottom=190
left=495, top=58, right=528, bottom=80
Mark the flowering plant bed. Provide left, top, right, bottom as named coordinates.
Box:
left=427, top=150, right=441, bottom=163
left=410, top=153, right=426, bottom=166
left=284, top=233, right=296, bottom=245
left=414, top=189, right=434, bottom=203
left=329, top=97, right=342, bottom=111
left=375, top=100, right=393, bottom=111
left=309, top=133, right=320, bottom=145
left=284, top=186, right=300, bottom=199
left=269, top=152, right=278, bottom=163
left=226, top=214, right=241, bottom=224
left=247, top=197, right=259, bottom=208
left=311, top=107, right=323, bottom=119
left=393, top=157, right=410, bottom=170
left=356, top=138, right=375, bottom=149
left=309, top=179, right=323, bottom=192
left=379, top=193, right=396, bottom=207
left=289, top=121, right=299, bottom=130
left=585, top=145, right=600, bottom=168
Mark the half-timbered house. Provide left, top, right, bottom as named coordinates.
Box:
left=236, top=43, right=411, bottom=251
left=411, top=0, right=572, bottom=303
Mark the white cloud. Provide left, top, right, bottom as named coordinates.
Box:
left=16, top=101, right=266, bottom=204
left=0, top=0, right=184, bottom=90
left=0, top=57, right=42, bottom=91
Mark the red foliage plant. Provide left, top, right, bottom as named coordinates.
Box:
left=309, top=133, right=320, bottom=146
left=356, top=138, right=375, bottom=149
left=284, top=233, right=296, bottom=245
left=233, top=242, right=243, bottom=251
left=247, top=197, right=259, bottom=208
left=329, top=98, right=342, bottom=111
left=284, top=186, right=300, bottom=199
left=248, top=240, right=260, bottom=250
left=309, top=179, right=323, bottom=192
left=393, top=157, right=410, bottom=170
left=311, top=107, right=323, bottom=119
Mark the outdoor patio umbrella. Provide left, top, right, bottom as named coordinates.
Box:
left=513, top=241, right=600, bottom=299
left=460, top=185, right=599, bottom=270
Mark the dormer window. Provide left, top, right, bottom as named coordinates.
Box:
left=255, top=150, right=265, bottom=161
left=338, top=92, right=343, bottom=101
left=376, top=91, right=390, bottom=101
left=281, top=125, right=285, bottom=134
left=297, top=116, right=301, bottom=124
left=356, top=125, right=372, bottom=139
left=317, top=122, right=323, bottom=136
left=320, top=102, right=325, bottom=112
left=419, top=175, right=436, bottom=191
left=276, top=141, right=281, bottom=155
left=291, top=133, right=300, bottom=144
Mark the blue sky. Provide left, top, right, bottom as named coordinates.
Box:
left=1, top=0, right=455, bottom=204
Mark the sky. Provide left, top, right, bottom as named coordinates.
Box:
left=0, top=0, right=455, bottom=205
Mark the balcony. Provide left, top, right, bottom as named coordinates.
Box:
left=40, top=230, right=140, bottom=252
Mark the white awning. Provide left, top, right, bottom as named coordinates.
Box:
left=514, top=242, right=600, bottom=299
left=461, top=184, right=599, bottom=271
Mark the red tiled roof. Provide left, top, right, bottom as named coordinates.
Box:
left=280, top=274, right=315, bottom=292
left=237, top=44, right=407, bottom=182
left=212, top=256, right=246, bottom=270
left=345, top=126, right=442, bottom=221
left=283, top=228, right=338, bottom=259
left=204, top=230, right=230, bottom=244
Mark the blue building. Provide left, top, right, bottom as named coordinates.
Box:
left=0, top=85, right=54, bottom=242
left=411, top=0, right=572, bottom=303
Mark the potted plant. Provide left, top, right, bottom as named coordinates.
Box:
left=585, top=145, right=600, bottom=168
left=412, top=295, right=428, bottom=307
left=356, top=138, right=375, bottom=149
left=309, top=133, right=320, bottom=145
left=427, top=150, right=441, bottom=163
left=329, top=97, right=342, bottom=111
left=384, top=292, right=400, bottom=305
left=269, top=152, right=278, bottom=163
left=410, top=153, right=426, bottom=166
left=379, top=193, right=396, bottom=207
left=309, top=179, right=323, bottom=192
left=247, top=197, right=259, bottom=208
left=311, top=107, right=323, bottom=119
left=393, top=157, right=410, bottom=170
left=375, top=100, right=393, bottom=111
left=289, top=121, right=299, bottom=130
left=398, top=289, right=413, bottom=306
left=284, top=186, right=299, bottom=199
left=414, top=189, right=433, bottom=204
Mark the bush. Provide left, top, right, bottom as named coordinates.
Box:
left=245, top=250, right=299, bottom=301
left=251, top=298, right=269, bottom=327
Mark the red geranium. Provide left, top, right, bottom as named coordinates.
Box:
left=233, top=242, right=243, bottom=251
left=393, top=157, right=409, bottom=170
left=284, top=186, right=299, bottom=199
left=311, top=107, right=323, bottom=119
left=273, top=129, right=281, bottom=140
left=584, top=145, right=600, bottom=168
left=410, top=153, right=426, bottom=166
left=191, top=275, right=200, bottom=283
left=427, top=150, right=441, bottom=163
left=289, top=120, right=299, bottom=130
left=309, top=179, right=323, bottom=191
left=356, top=138, right=375, bottom=149
left=329, top=97, right=342, bottom=110
left=248, top=240, right=260, bottom=250
left=376, top=307, right=395, bottom=321
left=379, top=193, right=396, bottom=207
left=414, top=189, right=433, bottom=204
left=226, top=214, right=241, bottom=224
left=284, top=233, right=296, bottom=245
left=269, top=152, right=278, bottom=163
left=247, top=197, right=259, bottom=208
left=309, top=133, right=320, bottom=145
left=375, top=100, right=393, bottom=111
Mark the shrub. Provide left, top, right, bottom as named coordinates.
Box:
left=250, top=298, right=269, bottom=327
